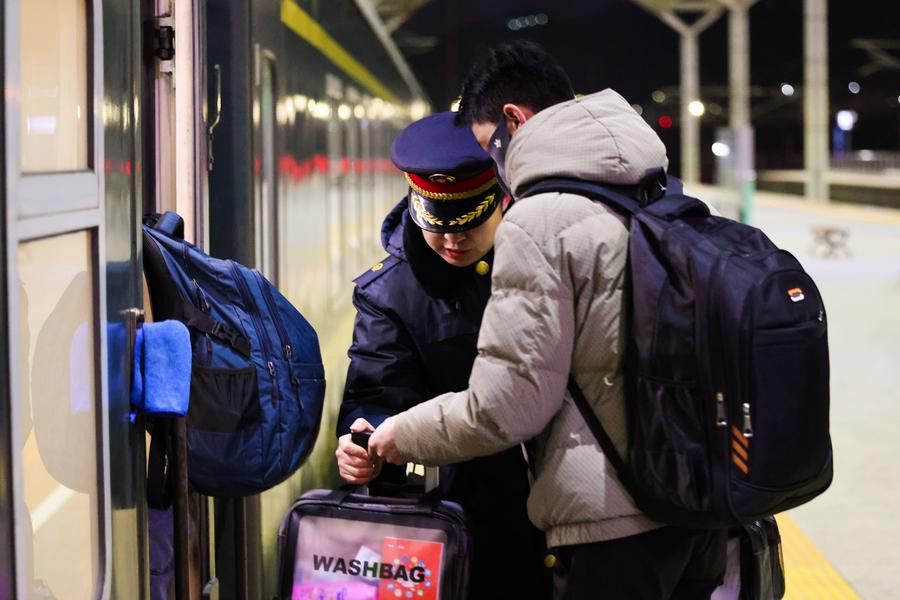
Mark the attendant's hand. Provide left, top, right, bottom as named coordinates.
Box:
left=369, top=416, right=407, bottom=465
left=336, top=418, right=382, bottom=485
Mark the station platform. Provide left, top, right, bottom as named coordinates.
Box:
left=689, top=184, right=900, bottom=599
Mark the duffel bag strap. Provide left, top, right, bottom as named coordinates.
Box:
left=182, top=301, right=252, bottom=358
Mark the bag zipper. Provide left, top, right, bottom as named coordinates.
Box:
left=229, top=261, right=280, bottom=403
left=709, top=253, right=735, bottom=511
left=255, top=271, right=301, bottom=409
left=741, top=402, right=754, bottom=437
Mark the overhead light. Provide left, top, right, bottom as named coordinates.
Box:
left=507, top=13, right=550, bottom=31
left=781, top=83, right=795, bottom=96
left=688, top=100, right=705, bottom=117
left=836, top=109, right=857, bottom=131
left=410, top=101, right=428, bottom=120
left=848, top=81, right=860, bottom=94
left=312, top=102, right=332, bottom=120
left=711, top=142, right=731, bottom=157
left=651, top=90, right=666, bottom=103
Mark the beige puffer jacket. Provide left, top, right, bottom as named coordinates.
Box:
left=393, top=89, right=669, bottom=547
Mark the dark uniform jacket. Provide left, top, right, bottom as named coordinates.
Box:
left=338, top=200, right=548, bottom=598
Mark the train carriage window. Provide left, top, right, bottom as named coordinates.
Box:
left=326, top=104, right=342, bottom=303
left=342, top=106, right=361, bottom=275
left=17, top=230, right=101, bottom=599
left=256, top=53, right=279, bottom=282
left=20, top=0, right=90, bottom=173
left=359, top=113, right=376, bottom=257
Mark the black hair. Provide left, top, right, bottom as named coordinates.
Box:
left=455, top=40, right=574, bottom=126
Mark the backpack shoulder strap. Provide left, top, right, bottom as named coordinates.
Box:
left=519, top=177, right=710, bottom=223
left=518, top=178, right=641, bottom=218
left=566, top=376, right=640, bottom=494
left=182, top=301, right=252, bottom=358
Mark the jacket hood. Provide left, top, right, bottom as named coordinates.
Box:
left=381, top=199, right=408, bottom=259
left=507, top=89, right=669, bottom=196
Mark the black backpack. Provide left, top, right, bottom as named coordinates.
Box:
left=521, top=176, right=832, bottom=528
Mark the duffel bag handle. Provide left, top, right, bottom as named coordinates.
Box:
left=350, top=431, right=439, bottom=497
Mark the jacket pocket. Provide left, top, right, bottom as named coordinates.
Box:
left=187, top=364, right=260, bottom=432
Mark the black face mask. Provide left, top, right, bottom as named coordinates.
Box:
left=486, top=119, right=512, bottom=197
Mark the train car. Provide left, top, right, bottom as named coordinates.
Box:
left=1, top=0, right=427, bottom=598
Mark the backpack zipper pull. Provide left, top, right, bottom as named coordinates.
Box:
left=715, top=392, right=727, bottom=426
left=268, top=361, right=280, bottom=403
left=742, top=402, right=754, bottom=437
left=283, top=344, right=303, bottom=410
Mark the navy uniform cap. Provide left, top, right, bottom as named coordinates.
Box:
left=391, top=111, right=501, bottom=233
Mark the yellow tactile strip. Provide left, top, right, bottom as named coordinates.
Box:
left=778, top=514, right=861, bottom=599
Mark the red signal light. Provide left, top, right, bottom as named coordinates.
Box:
left=658, top=115, right=673, bottom=129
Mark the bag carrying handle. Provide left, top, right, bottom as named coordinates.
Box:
left=327, top=431, right=440, bottom=502
left=152, top=211, right=185, bottom=239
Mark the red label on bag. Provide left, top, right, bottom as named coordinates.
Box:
left=378, top=537, right=443, bottom=599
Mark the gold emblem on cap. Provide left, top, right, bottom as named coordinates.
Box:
left=475, top=260, right=490, bottom=276
left=371, top=262, right=384, bottom=272
left=448, top=194, right=496, bottom=227
left=411, top=193, right=444, bottom=226
left=428, top=173, right=456, bottom=183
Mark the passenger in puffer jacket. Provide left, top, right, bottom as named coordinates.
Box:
left=369, top=41, right=727, bottom=600
left=335, top=111, right=550, bottom=599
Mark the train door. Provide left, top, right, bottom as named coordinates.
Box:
left=1, top=0, right=147, bottom=597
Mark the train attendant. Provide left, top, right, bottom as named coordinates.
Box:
left=335, top=111, right=549, bottom=599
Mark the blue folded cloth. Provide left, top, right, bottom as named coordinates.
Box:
left=132, top=320, right=191, bottom=416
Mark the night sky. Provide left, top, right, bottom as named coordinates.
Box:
left=396, top=0, right=900, bottom=178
